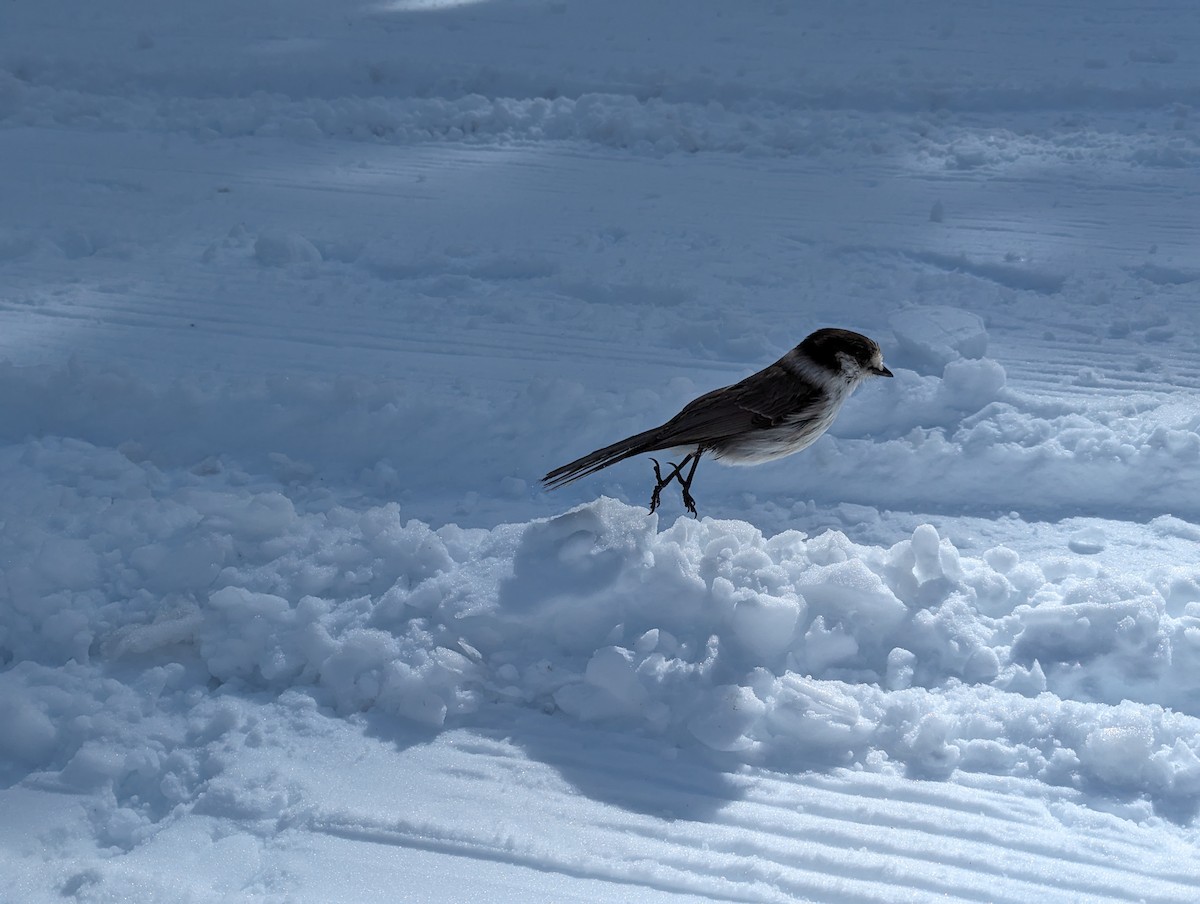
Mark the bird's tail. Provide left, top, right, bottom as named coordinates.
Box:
left=542, top=427, right=664, bottom=490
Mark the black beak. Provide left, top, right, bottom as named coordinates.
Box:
left=875, top=365, right=894, bottom=378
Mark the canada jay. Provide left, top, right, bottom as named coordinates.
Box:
left=542, top=328, right=892, bottom=515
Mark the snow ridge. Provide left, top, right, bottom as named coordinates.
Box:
left=5, top=444, right=1200, bottom=827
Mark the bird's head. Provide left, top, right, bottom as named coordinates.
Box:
left=798, top=328, right=893, bottom=384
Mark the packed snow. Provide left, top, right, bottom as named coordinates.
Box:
left=4, top=1, right=1200, bottom=902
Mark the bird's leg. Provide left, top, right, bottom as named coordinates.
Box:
left=649, top=458, right=668, bottom=513
left=678, top=450, right=703, bottom=517
left=648, top=452, right=704, bottom=515
left=659, top=458, right=691, bottom=484
left=649, top=456, right=693, bottom=513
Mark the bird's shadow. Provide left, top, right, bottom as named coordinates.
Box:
left=469, top=706, right=746, bottom=822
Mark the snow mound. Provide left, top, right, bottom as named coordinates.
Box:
left=4, top=439, right=1200, bottom=822
left=253, top=230, right=323, bottom=267
left=889, top=305, right=988, bottom=374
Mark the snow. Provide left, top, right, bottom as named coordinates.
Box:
left=4, top=0, right=1200, bottom=901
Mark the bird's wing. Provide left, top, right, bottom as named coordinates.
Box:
left=652, top=363, right=826, bottom=447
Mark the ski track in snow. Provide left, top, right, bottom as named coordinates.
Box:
left=2, top=130, right=1198, bottom=388
left=295, top=722, right=1200, bottom=904
left=5, top=1, right=1200, bottom=902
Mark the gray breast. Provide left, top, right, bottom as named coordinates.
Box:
left=711, top=409, right=838, bottom=464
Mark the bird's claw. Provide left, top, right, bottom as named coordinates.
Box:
left=647, top=453, right=702, bottom=517
left=648, top=459, right=664, bottom=514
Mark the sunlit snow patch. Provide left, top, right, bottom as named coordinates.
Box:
left=370, top=0, right=490, bottom=11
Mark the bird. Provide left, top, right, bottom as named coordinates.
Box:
left=542, top=328, right=893, bottom=516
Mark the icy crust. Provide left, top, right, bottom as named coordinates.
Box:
left=3, top=80, right=1198, bottom=165
left=4, top=439, right=1200, bottom=819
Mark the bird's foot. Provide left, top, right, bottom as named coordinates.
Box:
left=679, top=452, right=702, bottom=518
left=648, top=451, right=702, bottom=517
left=648, top=458, right=665, bottom=514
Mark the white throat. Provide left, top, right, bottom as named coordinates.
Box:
left=781, top=348, right=864, bottom=397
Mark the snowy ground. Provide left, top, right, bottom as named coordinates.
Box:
left=4, top=1, right=1200, bottom=901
